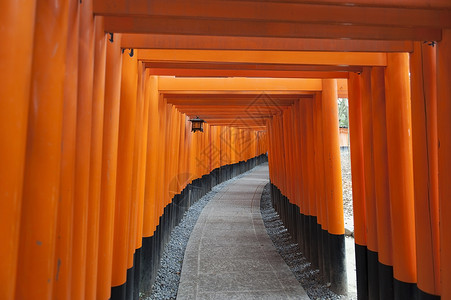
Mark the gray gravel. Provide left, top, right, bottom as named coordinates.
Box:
left=143, top=170, right=255, bottom=300
left=341, top=149, right=354, bottom=234
left=260, top=183, right=346, bottom=300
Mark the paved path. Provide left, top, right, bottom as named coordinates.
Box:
left=177, top=165, right=309, bottom=299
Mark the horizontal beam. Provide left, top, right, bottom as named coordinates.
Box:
left=158, top=77, right=322, bottom=92
left=177, top=111, right=284, bottom=115
left=122, top=34, right=414, bottom=52
left=140, top=50, right=386, bottom=66
left=94, top=0, right=451, bottom=28
left=163, top=91, right=316, bottom=96
left=209, top=125, right=267, bottom=130
left=175, top=105, right=287, bottom=109
left=149, top=68, right=349, bottom=79
left=203, top=120, right=269, bottom=124
left=251, top=0, right=451, bottom=9
left=177, top=109, right=282, bottom=114
left=164, top=93, right=307, bottom=99
left=145, top=62, right=362, bottom=72
left=171, top=104, right=293, bottom=109
left=167, top=99, right=294, bottom=109
left=184, top=114, right=274, bottom=118
left=104, top=16, right=442, bottom=41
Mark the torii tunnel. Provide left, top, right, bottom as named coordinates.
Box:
left=1, top=0, right=451, bottom=299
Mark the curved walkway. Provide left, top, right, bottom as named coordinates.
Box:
left=177, top=164, right=309, bottom=299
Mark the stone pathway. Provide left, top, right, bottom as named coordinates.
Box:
left=177, top=165, right=309, bottom=299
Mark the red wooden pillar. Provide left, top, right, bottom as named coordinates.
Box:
left=143, top=76, right=159, bottom=238
left=410, top=41, right=440, bottom=298
left=97, top=33, right=122, bottom=300
left=141, top=75, right=159, bottom=293
left=0, top=1, right=36, bottom=297
left=371, top=67, right=394, bottom=299
left=322, top=79, right=347, bottom=295
left=384, top=53, right=417, bottom=298
left=360, top=67, right=380, bottom=299
left=314, top=92, right=329, bottom=280
left=71, top=0, right=95, bottom=297
left=111, top=50, right=138, bottom=297
left=156, top=95, right=168, bottom=222
left=348, top=72, right=368, bottom=300
left=126, top=58, right=145, bottom=300
left=299, top=101, right=310, bottom=258
left=437, top=29, right=451, bottom=300
left=15, top=0, right=69, bottom=298
left=305, top=99, right=319, bottom=268
left=85, top=15, right=107, bottom=300
left=52, top=0, right=79, bottom=298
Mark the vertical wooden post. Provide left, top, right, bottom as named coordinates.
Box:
left=136, top=71, right=151, bottom=250
left=111, top=51, right=138, bottom=298
left=143, top=76, right=160, bottom=237
left=384, top=53, right=417, bottom=298
left=53, top=0, right=79, bottom=298
left=314, top=92, right=328, bottom=279
left=305, top=100, right=319, bottom=268
left=85, top=15, right=107, bottom=300
left=299, top=101, right=310, bottom=258
left=371, top=67, right=394, bottom=299
left=126, top=58, right=145, bottom=300
left=15, top=0, right=69, bottom=298
left=72, top=0, right=95, bottom=297
left=322, top=79, right=347, bottom=295
left=0, top=1, right=36, bottom=297
left=410, top=41, right=441, bottom=298
left=348, top=72, right=368, bottom=300
left=437, top=29, right=451, bottom=300
left=156, top=95, right=167, bottom=225
left=141, top=75, right=159, bottom=293
left=97, top=33, right=122, bottom=300
left=360, top=67, right=380, bottom=300
left=292, top=101, right=302, bottom=212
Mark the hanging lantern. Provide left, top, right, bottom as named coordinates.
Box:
left=189, top=116, right=205, bottom=133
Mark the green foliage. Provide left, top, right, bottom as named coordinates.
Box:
left=338, top=98, right=349, bottom=128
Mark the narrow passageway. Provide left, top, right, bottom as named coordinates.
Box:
left=177, top=165, right=309, bottom=299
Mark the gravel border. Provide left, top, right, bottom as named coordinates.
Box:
left=143, top=169, right=257, bottom=300
left=260, top=183, right=345, bottom=300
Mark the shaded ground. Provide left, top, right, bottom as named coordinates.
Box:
left=260, top=183, right=357, bottom=300
left=260, top=183, right=344, bottom=300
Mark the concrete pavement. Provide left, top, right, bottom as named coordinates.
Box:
left=177, top=164, right=309, bottom=299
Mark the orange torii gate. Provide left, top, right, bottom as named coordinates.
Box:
left=1, top=0, right=451, bottom=299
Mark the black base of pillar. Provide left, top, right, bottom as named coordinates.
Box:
left=367, top=249, right=380, bottom=300
left=140, top=235, right=154, bottom=292
left=355, top=243, right=369, bottom=300
left=125, top=263, right=135, bottom=300
left=317, top=223, right=324, bottom=278
left=303, top=213, right=310, bottom=260
left=309, top=216, right=319, bottom=268
left=394, top=278, right=416, bottom=300
left=417, top=287, right=441, bottom=300
left=322, top=228, right=331, bottom=282
left=111, top=282, right=126, bottom=300
left=329, top=233, right=347, bottom=295
left=378, top=261, right=394, bottom=300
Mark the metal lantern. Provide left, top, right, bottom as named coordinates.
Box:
left=189, top=116, right=205, bottom=133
